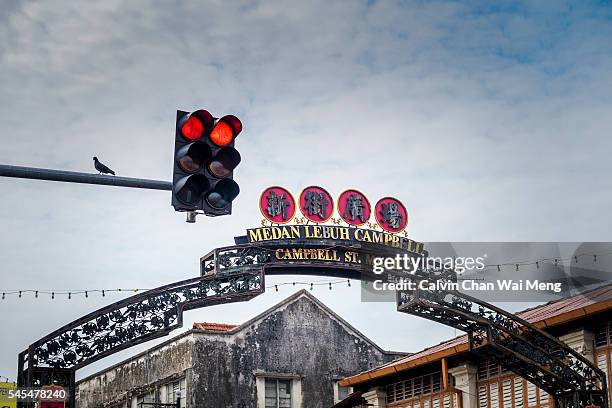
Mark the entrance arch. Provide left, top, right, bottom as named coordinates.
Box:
left=17, top=231, right=608, bottom=408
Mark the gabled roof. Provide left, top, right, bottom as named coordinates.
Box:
left=79, top=290, right=406, bottom=386
left=341, top=283, right=612, bottom=387
left=192, top=289, right=407, bottom=357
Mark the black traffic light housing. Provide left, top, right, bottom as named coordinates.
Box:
left=172, top=109, right=242, bottom=216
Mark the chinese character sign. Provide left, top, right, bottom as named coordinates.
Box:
left=299, top=186, right=333, bottom=223
left=337, top=189, right=371, bottom=226
left=259, top=186, right=296, bottom=224
left=260, top=186, right=409, bottom=232
left=375, top=197, right=408, bottom=233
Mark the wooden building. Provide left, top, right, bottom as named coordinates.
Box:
left=337, top=284, right=612, bottom=408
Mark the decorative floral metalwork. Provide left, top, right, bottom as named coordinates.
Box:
left=397, top=270, right=608, bottom=408
left=201, top=256, right=216, bottom=274
left=216, top=246, right=271, bottom=272
left=21, top=270, right=263, bottom=371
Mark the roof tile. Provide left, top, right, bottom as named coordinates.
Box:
left=192, top=322, right=238, bottom=332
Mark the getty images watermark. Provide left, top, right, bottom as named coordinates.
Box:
left=362, top=243, right=611, bottom=303
left=371, top=253, right=563, bottom=293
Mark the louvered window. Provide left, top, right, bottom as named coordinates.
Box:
left=387, top=372, right=442, bottom=404
left=479, top=385, right=488, bottom=408
left=513, top=377, right=524, bottom=408
left=502, top=380, right=512, bottom=408
left=596, top=322, right=612, bottom=347
left=477, top=360, right=550, bottom=408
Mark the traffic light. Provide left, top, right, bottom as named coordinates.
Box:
left=172, top=109, right=242, bottom=216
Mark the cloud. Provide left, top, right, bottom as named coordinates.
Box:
left=1, top=0, right=612, bottom=379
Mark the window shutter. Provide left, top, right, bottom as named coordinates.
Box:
left=513, top=377, right=524, bottom=408
left=479, top=384, right=489, bottom=408
left=526, top=382, right=537, bottom=407
left=502, top=379, right=512, bottom=408
left=490, top=382, right=499, bottom=408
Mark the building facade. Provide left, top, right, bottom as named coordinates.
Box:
left=76, top=290, right=405, bottom=408
left=337, top=284, right=612, bottom=408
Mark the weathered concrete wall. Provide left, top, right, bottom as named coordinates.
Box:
left=190, top=294, right=397, bottom=408
left=75, top=292, right=402, bottom=408
left=77, top=334, right=193, bottom=407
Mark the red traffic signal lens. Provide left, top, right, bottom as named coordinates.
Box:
left=178, top=110, right=214, bottom=141
left=210, top=122, right=234, bottom=146
left=181, top=116, right=204, bottom=141
left=209, top=115, right=242, bottom=146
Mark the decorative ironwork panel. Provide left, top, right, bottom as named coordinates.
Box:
left=215, top=246, right=271, bottom=273
left=19, top=270, right=263, bottom=372
left=201, top=250, right=216, bottom=274
left=397, top=270, right=608, bottom=408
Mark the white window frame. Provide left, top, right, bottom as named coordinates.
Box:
left=161, top=378, right=186, bottom=407
left=255, top=372, right=302, bottom=408
left=265, top=378, right=292, bottom=407
left=334, top=381, right=353, bottom=403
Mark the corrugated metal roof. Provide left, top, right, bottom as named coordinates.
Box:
left=518, top=284, right=612, bottom=323
left=341, top=283, right=612, bottom=386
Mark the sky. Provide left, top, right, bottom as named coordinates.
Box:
left=1, top=0, right=612, bottom=381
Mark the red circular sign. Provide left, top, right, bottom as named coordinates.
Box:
left=337, top=189, right=371, bottom=226
left=259, top=186, right=296, bottom=224
left=375, top=197, right=408, bottom=233
left=299, top=186, right=334, bottom=223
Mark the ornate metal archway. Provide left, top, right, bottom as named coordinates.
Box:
left=16, top=230, right=608, bottom=408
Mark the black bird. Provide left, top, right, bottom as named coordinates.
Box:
left=93, top=157, right=116, bottom=175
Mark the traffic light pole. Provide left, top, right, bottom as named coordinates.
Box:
left=0, top=164, right=172, bottom=191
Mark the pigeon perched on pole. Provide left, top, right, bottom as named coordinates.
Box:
left=93, top=157, right=116, bottom=175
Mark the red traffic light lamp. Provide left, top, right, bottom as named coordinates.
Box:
left=210, top=115, right=242, bottom=146
left=178, top=110, right=214, bottom=141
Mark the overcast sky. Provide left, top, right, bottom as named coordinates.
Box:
left=1, top=0, right=612, bottom=381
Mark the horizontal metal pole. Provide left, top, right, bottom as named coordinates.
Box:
left=0, top=164, right=172, bottom=191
